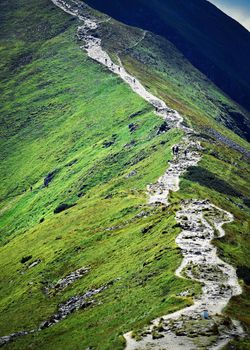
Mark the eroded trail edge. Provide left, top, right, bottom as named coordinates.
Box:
left=0, top=0, right=244, bottom=348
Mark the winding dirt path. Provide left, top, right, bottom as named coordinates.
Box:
left=124, top=201, right=244, bottom=349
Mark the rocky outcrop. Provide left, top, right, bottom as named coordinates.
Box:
left=0, top=331, right=31, bottom=348
left=28, top=259, right=41, bottom=269
left=39, top=285, right=106, bottom=329
left=45, top=267, right=90, bottom=294
left=44, top=169, right=58, bottom=187
left=0, top=279, right=116, bottom=347
left=205, top=128, right=250, bottom=159
left=54, top=202, right=76, bottom=214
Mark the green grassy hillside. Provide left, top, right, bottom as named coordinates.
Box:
left=94, top=8, right=250, bottom=349
left=0, top=0, right=249, bottom=349
left=92, top=9, right=250, bottom=348
left=0, top=1, right=198, bottom=349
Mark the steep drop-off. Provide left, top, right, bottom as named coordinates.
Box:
left=84, top=0, right=250, bottom=128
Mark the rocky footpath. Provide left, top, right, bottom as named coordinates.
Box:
left=147, top=137, right=201, bottom=205
left=124, top=201, right=244, bottom=349
left=51, top=0, right=202, bottom=204
left=21, top=1, right=245, bottom=349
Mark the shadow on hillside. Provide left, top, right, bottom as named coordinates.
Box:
left=184, top=166, right=242, bottom=198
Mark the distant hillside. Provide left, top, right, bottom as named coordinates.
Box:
left=84, top=0, right=250, bottom=113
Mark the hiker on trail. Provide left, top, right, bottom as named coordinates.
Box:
left=105, top=58, right=108, bottom=65
left=172, top=145, right=179, bottom=155
left=118, top=66, right=121, bottom=72
left=133, top=78, right=136, bottom=84
left=201, top=310, right=209, bottom=320
left=184, top=149, right=188, bottom=158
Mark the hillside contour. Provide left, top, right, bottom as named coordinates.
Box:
left=84, top=0, right=250, bottom=118
left=0, top=0, right=250, bottom=349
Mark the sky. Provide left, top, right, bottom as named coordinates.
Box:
left=208, top=0, right=250, bottom=30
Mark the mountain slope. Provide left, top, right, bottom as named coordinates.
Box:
left=84, top=0, right=250, bottom=118
left=0, top=1, right=196, bottom=349
left=0, top=0, right=250, bottom=349
left=97, top=17, right=250, bottom=143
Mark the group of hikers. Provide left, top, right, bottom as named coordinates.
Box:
left=105, top=58, right=121, bottom=72
left=172, top=145, right=188, bottom=158
left=103, top=58, right=189, bottom=159
left=104, top=58, right=137, bottom=83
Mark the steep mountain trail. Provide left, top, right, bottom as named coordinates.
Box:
left=124, top=201, right=244, bottom=349
left=0, top=0, right=245, bottom=348
left=50, top=1, right=244, bottom=348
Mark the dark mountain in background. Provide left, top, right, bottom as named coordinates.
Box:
left=84, top=0, right=250, bottom=112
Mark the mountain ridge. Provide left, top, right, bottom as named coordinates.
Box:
left=84, top=0, right=250, bottom=114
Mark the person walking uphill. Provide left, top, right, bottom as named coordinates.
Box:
left=172, top=145, right=179, bottom=156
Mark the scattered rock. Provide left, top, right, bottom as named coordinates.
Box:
left=54, top=202, right=76, bottom=214
left=43, top=4, right=245, bottom=349
left=104, top=193, right=113, bottom=199
left=129, top=110, right=144, bottom=118
left=205, top=128, right=250, bottom=158
left=44, top=169, right=58, bottom=187
left=128, top=123, right=138, bottom=133
left=0, top=274, right=118, bottom=347
left=126, top=170, right=137, bottom=178
left=152, top=330, right=164, bottom=339
left=20, top=255, right=32, bottom=264
left=51, top=267, right=90, bottom=293
left=77, top=192, right=85, bottom=198
left=124, top=140, right=136, bottom=148
left=157, top=121, right=170, bottom=135
left=28, top=259, right=41, bottom=269
left=65, top=159, right=78, bottom=167
left=0, top=331, right=30, bottom=347
left=135, top=210, right=150, bottom=218
left=141, top=225, right=154, bottom=234
left=177, top=290, right=191, bottom=297
left=39, top=281, right=115, bottom=330
left=103, top=140, right=115, bottom=148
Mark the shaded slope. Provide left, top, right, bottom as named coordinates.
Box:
left=84, top=0, right=250, bottom=115
left=92, top=10, right=250, bottom=143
